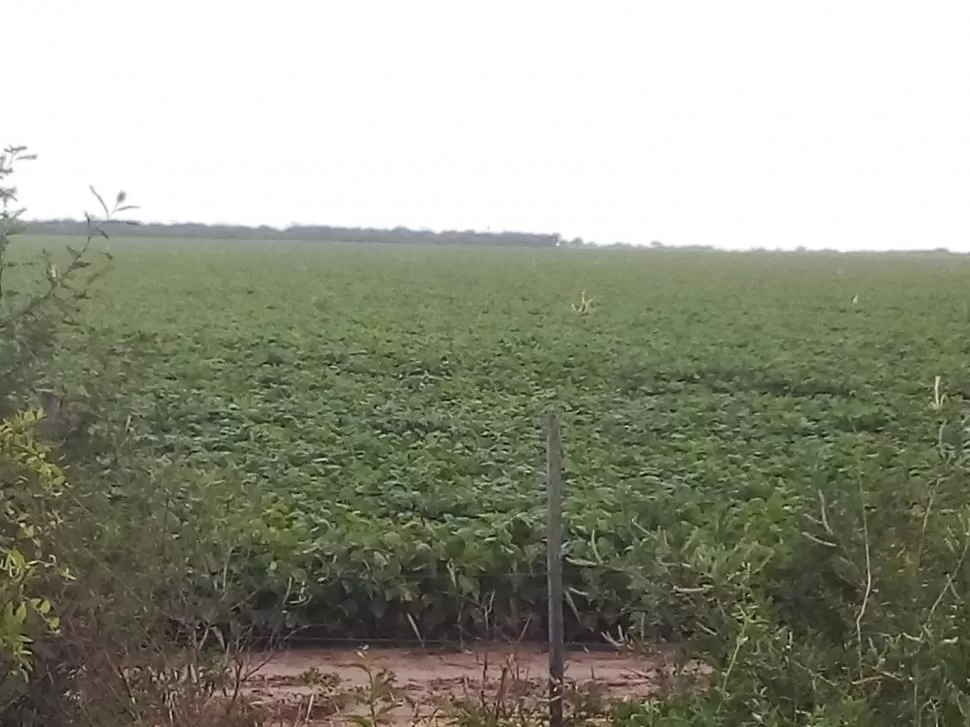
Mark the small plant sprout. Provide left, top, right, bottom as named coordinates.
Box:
left=571, top=290, right=594, bottom=315
left=931, top=375, right=947, bottom=411
left=350, top=647, right=403, bottom=726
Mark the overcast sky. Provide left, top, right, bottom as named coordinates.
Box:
left=7, top=1, right=969, bottom=250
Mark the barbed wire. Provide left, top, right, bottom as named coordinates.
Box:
left=257, top=635, right=635, bottom=650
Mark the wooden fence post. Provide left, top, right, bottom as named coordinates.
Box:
left=546, top=413, right=565, bottom=727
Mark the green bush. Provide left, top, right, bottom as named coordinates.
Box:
left=0, top=145, right=83, bottom=717
left=0, top=146, right=289, bottom=726
left=0, top=410, right=67, bottom=709
left=614, top=388, right=970, bottom=725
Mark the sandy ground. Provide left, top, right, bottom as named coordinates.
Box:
left=240, top=644, right=689, bottom=725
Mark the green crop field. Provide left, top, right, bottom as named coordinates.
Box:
left=30, top=237, right=970, bottom=642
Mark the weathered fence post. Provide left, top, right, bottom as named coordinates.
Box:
left=546, top=413, right=565, bottom=727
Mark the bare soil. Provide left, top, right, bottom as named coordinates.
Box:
left=242, top=644, right=688, bottom=725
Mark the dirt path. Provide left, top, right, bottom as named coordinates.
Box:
left=243, top=644, right=682, bottom=724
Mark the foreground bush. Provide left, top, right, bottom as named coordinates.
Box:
left=611, top=384, right=970, bottom=725
left=0, top=146, right=298, bottom=726
left=0, top=410, right=67, bottom=714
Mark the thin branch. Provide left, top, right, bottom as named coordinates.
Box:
left=855, top=477, right=873, bottom=686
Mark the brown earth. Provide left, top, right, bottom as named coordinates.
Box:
left=240, top=644, right=696, bottom=725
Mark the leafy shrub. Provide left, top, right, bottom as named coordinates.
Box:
left=0, top=145, right=91, bottom=719
left=614, top=385, right=970, bottom=725
left=0, top=147, right=292, bottom=726
left=0, top=410, right=67, bottom=711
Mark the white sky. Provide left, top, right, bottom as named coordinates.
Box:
left=7, top=1, right=970, bottom=250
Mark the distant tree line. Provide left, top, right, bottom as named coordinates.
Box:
left=26, top=218, right=590, bottom=248
left=26, top=220, right=963, bottom=255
